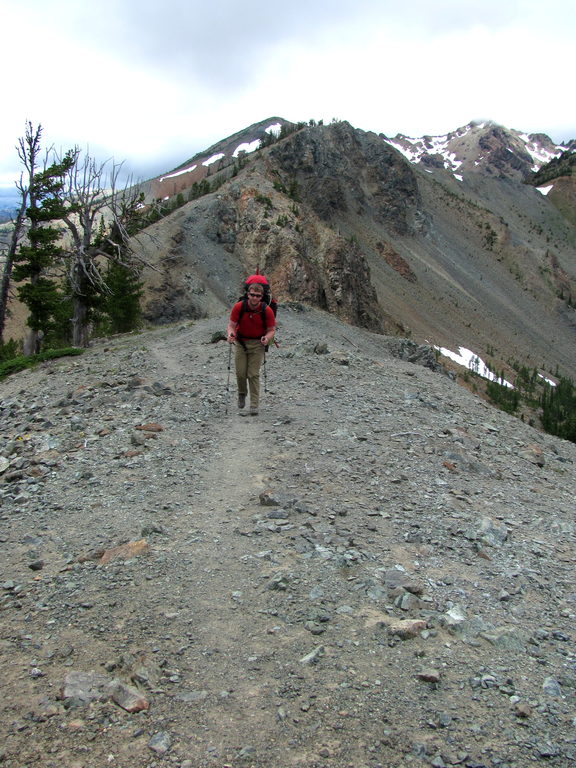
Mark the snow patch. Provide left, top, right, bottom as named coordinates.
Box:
left=203, top=153, right=225, bottom=167
left=538, top=373, right=557, bottom=387
left=385, top=133, right=463, bottom=177
left=519, top=132, right=565, bottom=171
left=159, top=164, right=197, bottom=181
left=435, top=346, right=514, bottom=388
left=233, top=140, right=260, bottom=157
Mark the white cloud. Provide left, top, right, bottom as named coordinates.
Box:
left=1, top=0, right=575, bottom=186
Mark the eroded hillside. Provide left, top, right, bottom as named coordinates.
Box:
left=134, top=121, right=576, bottom=384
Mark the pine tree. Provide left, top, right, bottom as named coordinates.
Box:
left=92, top=192, right=145, bottom=335
left=101, top=259, right=143, bottom=334
left=12, top=129, right=76, bottom=354
left=541, top=377, right=576, bottom=443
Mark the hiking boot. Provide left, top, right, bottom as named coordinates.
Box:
left=250, top=406, right=259, bottom=416
left=238, top=393, right=246, bottom=409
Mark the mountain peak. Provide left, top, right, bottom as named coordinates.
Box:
left=385, top=121, right=569, bottom=181
left=150, top=118, right=294, bottom=200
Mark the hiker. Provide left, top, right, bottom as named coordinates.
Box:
left=227, top=281, right=275, bottom=415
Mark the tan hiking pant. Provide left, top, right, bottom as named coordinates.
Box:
left=235, top=339, right=265, bottom=408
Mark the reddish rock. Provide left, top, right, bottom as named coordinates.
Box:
left=388, top=619, right=427, bottom=639
left=109, top=679, right=150, bottom=713
left=99, top=539, right=150, bottom=565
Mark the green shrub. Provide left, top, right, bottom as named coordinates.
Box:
left=0, top=338, right=21, bottom=362
left=0, top=347, right=84, bottom=380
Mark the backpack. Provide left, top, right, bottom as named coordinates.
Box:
left=238, top=271, right=278, bottom=320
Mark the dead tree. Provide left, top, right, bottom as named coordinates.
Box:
left=60, top=151, right=150, bottom=347
left=0, top=123, right=44, bottom=347
left=0, top=180, right=28, bottom=345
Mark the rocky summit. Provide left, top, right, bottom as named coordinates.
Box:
left=1, top=307, right=575, bottom=768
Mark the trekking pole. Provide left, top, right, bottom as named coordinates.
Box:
left=263, top=350, right=268, bottom=394
left=225, top=343, right=232, bottom=414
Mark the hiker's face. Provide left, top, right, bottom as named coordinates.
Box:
left=247, top=289, right=263, bottom=307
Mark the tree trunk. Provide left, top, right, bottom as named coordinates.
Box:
left=71, top=294, right=89, bottom=347
left=0, top=196, right=28, bottom=344
left=0, top=256, right=13, bottom=345
left=23, top=329, right=41, bottom=356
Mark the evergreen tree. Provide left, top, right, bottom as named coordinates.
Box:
left=92, top=192, right=145, bottom=335
left=12, top=130, right=76, bottom=354
left=7, top=126, right=148, bottom=351
left=486, top=380, right=520, bottom=414
left=541, top=377, right=576, bottom=443
left=101, top=259, right=143, bottom=334
left=43, top=282, right=74, bottom=348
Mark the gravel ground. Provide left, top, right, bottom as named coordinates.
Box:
left=1, top=305, right=575, bottom=768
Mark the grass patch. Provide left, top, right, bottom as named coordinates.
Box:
left=0, top=347, right=84, bottom=381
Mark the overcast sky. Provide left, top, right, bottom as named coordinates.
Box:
left=1, top=0, right=575, bottom=190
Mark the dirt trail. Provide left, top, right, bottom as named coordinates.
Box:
left=1, top=310, right=575, bottom=768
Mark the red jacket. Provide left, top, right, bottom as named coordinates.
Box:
left=230, top=301, right=275, bottom=339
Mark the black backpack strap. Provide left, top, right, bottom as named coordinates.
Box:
left=236, top=298, right=249, bottom=350
left=237, top=297, right=248, bottom=322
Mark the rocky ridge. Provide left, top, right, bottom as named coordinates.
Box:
left=386, top=121, right=570, bottom=181
left=131, top=119, right=576, bottom=388
left=1, top=307, right=575, bottom=767
left=3, top=119, right=576, bottom=386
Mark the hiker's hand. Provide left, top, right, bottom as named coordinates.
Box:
left=261, top=335, right=271, bottom=346
left=227, top=332, right=235, bottom=343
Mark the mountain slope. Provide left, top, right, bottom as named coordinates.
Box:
left=527, top=149, right=576, bottom=227
left=386, top=120, right=569, bottom=180
left=3, top=117, right=575, bottom=391
left=135, top=119, right=576, bottom=384
left=146, top=117, right=292, bottom=202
